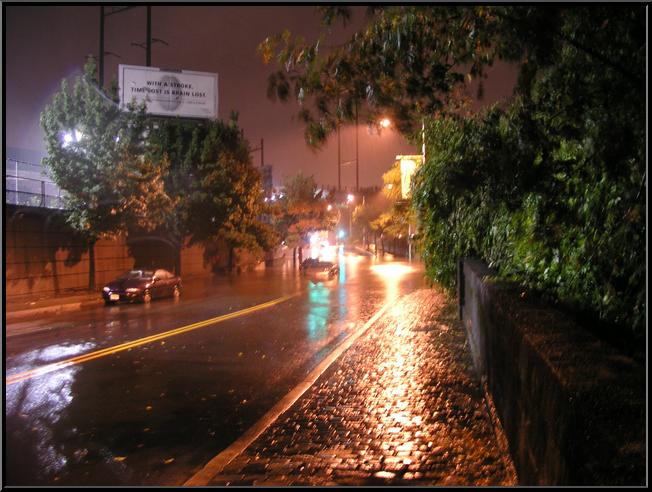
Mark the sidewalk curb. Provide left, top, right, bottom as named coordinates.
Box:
left=6, top=298, right=102, bottom=323
left=184, top=296, right=397, bottom=486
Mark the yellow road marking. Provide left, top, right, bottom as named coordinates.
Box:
left=6, top=293, right=299, bottom=386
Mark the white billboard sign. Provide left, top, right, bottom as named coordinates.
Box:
left=119, top=65, right=218, bottom=119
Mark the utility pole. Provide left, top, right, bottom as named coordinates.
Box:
left=100, top=6, right=163, bottom=85
left=99, top=6, right=104, bottom=86
left=146, top=6, right=151, bottom=66
left=250, top=138, right=264, bottom=167
left=99, top=6, right=139, bottom=86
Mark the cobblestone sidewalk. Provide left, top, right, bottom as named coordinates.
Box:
left=206, top=289, right=517, bottom=486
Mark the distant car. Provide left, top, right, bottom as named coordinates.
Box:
left=102, top=268, right=181, bottom=305
left=300, top=258, right=339, bottom=280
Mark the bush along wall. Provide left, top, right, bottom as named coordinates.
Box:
left=412, top=7, right=645, bottom=351
left=412, top=94, right=645, bottom=351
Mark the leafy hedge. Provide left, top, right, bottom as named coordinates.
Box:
left=413, top=96, right=645, bottom=340
left=412, top=7, right=645, bottom=340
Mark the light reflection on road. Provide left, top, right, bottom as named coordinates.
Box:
left=6, top=362, right=81, bottom=475
left=5, top=252, right=425, bottom=485
left=307, top=282, right=330, bottom=341
left=370, top=262, right=416, bottom=303
left=6, top=342, right=97, bottom=379
left=6, top=342, right=97, bottom=476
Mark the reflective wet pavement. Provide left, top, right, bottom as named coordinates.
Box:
left=5, top=251, right=428, bottom=485
left=204, top=289, right=517, bottom=486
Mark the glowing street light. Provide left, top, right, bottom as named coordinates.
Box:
left=62, top=129, right=84, bottom=148
left=327, top=204, right=333, bottom=211
left=380, top=117, right=392, bottom=129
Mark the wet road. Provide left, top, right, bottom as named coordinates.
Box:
left=5, top=251, right=426, bottom=485
left=205, top=289, right=516, bottom=486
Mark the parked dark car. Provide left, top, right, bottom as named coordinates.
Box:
left=102, top=269, right=181, bottom=305
left=300, top=258, right=339, bottom=280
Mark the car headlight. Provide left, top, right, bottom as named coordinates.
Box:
left=103, top=287, right=110, bottom=292
left=125, top=288, right=140, bottom=293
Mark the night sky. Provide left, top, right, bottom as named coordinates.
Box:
left=4, top=5, right=518, bottom=188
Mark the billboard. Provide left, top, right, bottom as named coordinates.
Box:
left=119, top=65, right=218, bottom=119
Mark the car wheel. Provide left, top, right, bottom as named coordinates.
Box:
left=173, top=285, right=181, bottom=298
left=142, top=290, right=152, bottom=303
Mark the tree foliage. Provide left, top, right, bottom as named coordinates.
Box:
left=412, top=5, right=645, bottom=338
left=353, top=164, right=413, bottom=252
left=261, top=6, right=646, bottom=338
left=40, top=57, right=173, bottom=241
left=273, top=172, right=337, bottom=249
left=42, top=57, right=278, bottom=274
left=260, top=6, right=644, bottom=146
left=145, top=116, right=278, bottom=266
left=259, top=6, right=522, bottom=146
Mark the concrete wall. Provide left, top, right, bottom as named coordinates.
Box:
left=5, top=207, right=218, bottom=297
left=459, top=258, right=645, bottom=486
left=5, top=210, right=134, bottom=296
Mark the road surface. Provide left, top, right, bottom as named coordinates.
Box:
left=5, top=250, right=426, bottom=485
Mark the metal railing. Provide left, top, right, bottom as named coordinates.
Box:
left=5, top=159, right=66, bottom=210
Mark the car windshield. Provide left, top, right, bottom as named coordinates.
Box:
left=118, top=270, right=154, bottom=280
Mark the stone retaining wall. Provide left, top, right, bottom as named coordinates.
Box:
left=4, top=206, right=263, bottom=297
left=458, top=258, right=645, bottom=485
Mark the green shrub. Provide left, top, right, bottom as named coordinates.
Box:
left=413, top=96, right=645, bottom=339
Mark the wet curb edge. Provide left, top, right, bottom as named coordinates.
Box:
left=183, top=296, right=398, bottom=486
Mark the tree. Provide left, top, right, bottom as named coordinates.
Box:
left=274, top=173, right=337, bottom=263
left=352, top=163, right=412, bottom=255
left=412, top=50, right=645, bottom=344
left=259, top=6, right=514, bottom=147
left=261, top=6, right=646, bottom=341
left=260, top=6, right=644, bottom=146
left=43, top=58, right=278, bottom=281
left=380, top=160, right=415, bottom=243
left=40, top=57, right=174, bottom=288
left=352, top=198, right=384, bottom=251
left=146, top=115, right=278, bottom=273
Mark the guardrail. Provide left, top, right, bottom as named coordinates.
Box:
left=5, top=172, right=66, bottom=210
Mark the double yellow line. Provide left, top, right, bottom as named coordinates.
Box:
left=6, top=293, right=299, bottom=386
